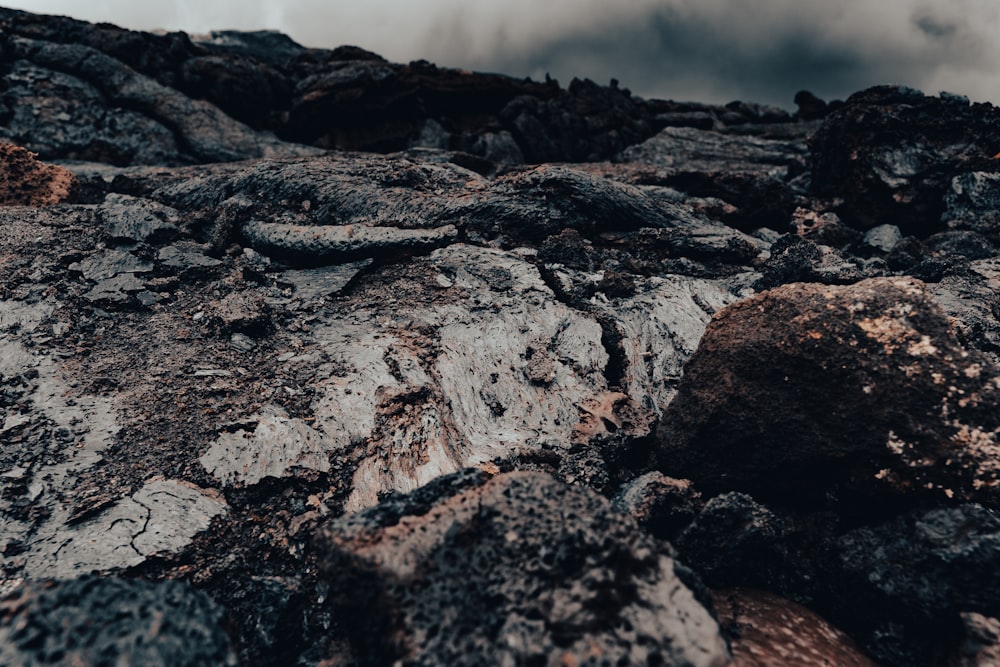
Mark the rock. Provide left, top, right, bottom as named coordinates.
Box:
left=157, top=243, right=223, bottom=276
left=0, top=576, right=236, bottom=666
left=674, top=493, right=785, bottom=588
left=613, top=472, right=704, bottom=541
left=950, top=613, right=1000, bottom=667
left=790, top=208, right=862, bottom=248
left=836, top=504, right=1000, bottom=624
left=241, top=220, right=459, bottom=265
left=201, top=405, right=329, bottom=486
left=942, top=172, right=1000, bottom=241
left=621, top=126, right=809, bottom=178
left=834, top=504, right=1000, bottom=664
left=315, top=470, right=730, bottom=667
left=713, top=588, right=877, bottom=666
left=863, top=224, right=904, bottom=253
left=0, top=142, right=76, bottom=205
left=5, top=35, right=310, bottom=165
left=925, top=230, right=996, bottom=260
left=69, top=248, right=153, bottom=281
left=656, top=277, right=1000, bottom=505
left=209, top=291, right=271, bottom=336
left=794, top=90, right=829, bottom=121
left=99, top=193, right=179, bottom=242
left=810, top=86, right=1000, bottom=235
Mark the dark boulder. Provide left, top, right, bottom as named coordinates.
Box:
left=0, top=576, right=236, bottom=666
left=315, top=470, right=729, bottom=667
left=810, top=85, right=1000, bottom=236
left=656, top=277, right=1000, bottom=506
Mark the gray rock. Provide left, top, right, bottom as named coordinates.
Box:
left=621, top=126, right=809, bottom=177
left=862, top=223, right=903, bottom=252
left=83, top=272, right=147, bottom=303
left=157, top=243, right=223, bottom=275
left=99, top=193, right=179, bottom=242
left=241, top=220, right=458, bottom=264
left=10, top=36, right=312, bottom=164
left=70, top=249, right=153, bottom=281
left=316, top=470, right=729, bottom=667
left=943, top=172, right=1000, bottom=241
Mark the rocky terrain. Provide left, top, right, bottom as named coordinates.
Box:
left=1, top=7, right=1000, bottom=666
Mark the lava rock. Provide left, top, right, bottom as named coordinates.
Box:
left=674, top=493, right=785, bottom=588
left=836, top=504, right=1000, bottom=623
left=713, top=588, right=877, bottom=666
left=99, top=193, right=180, bottom=243
left=832, top=504, right=1000, bottom=665
left=0, top=575, right=236, bottom=666
left=315, top=470, right=729, bottom=667
left=810, top=85, right=1000, bottom=236
left=613, top=472, right=704, bottom=541
left=950, top=613, right=1000, bottom=667
left=942, top=172, right=1000, bottom=241
left=656, top=277, right=1000, bottom=505
left=0, top=142, right=76, bottom=205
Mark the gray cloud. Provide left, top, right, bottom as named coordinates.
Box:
left=4, top=0, right=999, bottom=106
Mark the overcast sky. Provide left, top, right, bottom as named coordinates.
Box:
left=3, top=0, right=999, bottom=107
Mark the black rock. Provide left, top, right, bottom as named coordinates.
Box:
left=0, top=576, right=236, bottom=666
left=315, top=470, right=729, bottom=667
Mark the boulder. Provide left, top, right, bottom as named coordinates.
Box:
left=315, top=470, right=730, bottom=667
left=656, top=277, right=1000, bottom=506
left=810, top=86, right=1000, bottom=236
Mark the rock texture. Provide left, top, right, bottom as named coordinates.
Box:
left=316, top=470, right=729, bottom=667
left=2, top=7, right=1000, bottom=667
left=0, top=142, right=76, bottom=205
left=0, top=575, right=236, bottom=666
left=656, top=277, right=1000, bottom=505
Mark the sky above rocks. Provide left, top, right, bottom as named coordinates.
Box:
left=5, top=0, right=999, bottom=107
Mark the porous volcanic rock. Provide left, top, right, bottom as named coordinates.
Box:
left=0, top=575, right=236, bottom=666
left=810, top=85, right=1000, bottom=236
left=656, top=276, right=1000, bottom=505
left=315, top=470, right=730, bottom=667
left=0, top=142, right=76, bottom=205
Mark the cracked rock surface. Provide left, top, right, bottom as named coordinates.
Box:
left=3, top=8, right=1000, bottom=667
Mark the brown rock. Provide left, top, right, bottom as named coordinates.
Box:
left=0, top=142, right=76, bottom=205
left=950, top=612, right=1000, bottom=667
left=656, top=277, right=1000, bottom=505
left=714, top=589, right=877, bottom=666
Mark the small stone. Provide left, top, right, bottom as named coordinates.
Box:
left=862, top=224, right=903, bottom=252
left=230, top=333, right=256, bottom=352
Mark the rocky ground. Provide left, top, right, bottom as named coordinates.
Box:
left=1, top=7, right=1000, bottom=667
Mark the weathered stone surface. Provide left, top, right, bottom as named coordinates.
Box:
left=316, top=470, right=729, bottom=667
left=99, top=192, right=179, bottom=242
left=656, top=277, right=1000, bottom=505
left=810, top=85, right=1000, bottom=236
left=943, top=172, right=1000, bottom=241
left=714, top=588, right=877, bottom=667
left=0, top=142, right=76, bottom=205
left=0, top=576, right=236, bottom=666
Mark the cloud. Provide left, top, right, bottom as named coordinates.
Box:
left=3, top=0, right=999, bottom=106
